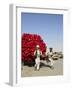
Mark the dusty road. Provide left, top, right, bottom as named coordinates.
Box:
left=21, top=59, right=63, bottom=77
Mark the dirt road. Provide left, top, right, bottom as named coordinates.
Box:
left=21, top=59, right=63, bottom=77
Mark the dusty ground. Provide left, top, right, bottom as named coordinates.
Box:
left=21, top=59, right=63, bottom=77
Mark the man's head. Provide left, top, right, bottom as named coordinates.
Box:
left=49, top=48, right=53, bottom=52
left=36, top=45, right=40, bottom=50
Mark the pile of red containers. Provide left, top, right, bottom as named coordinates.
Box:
left=21, top=33, right=46, bottom=64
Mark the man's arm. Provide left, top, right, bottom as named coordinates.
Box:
left=34, top=51, right=36, bottom=56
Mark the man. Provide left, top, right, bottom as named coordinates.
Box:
left=45, top=47, right=54, bottom=69
left=34, top=45, right=42, bottom=71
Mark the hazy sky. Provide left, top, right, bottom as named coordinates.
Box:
left=21, top=13, right=63, bottom=52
